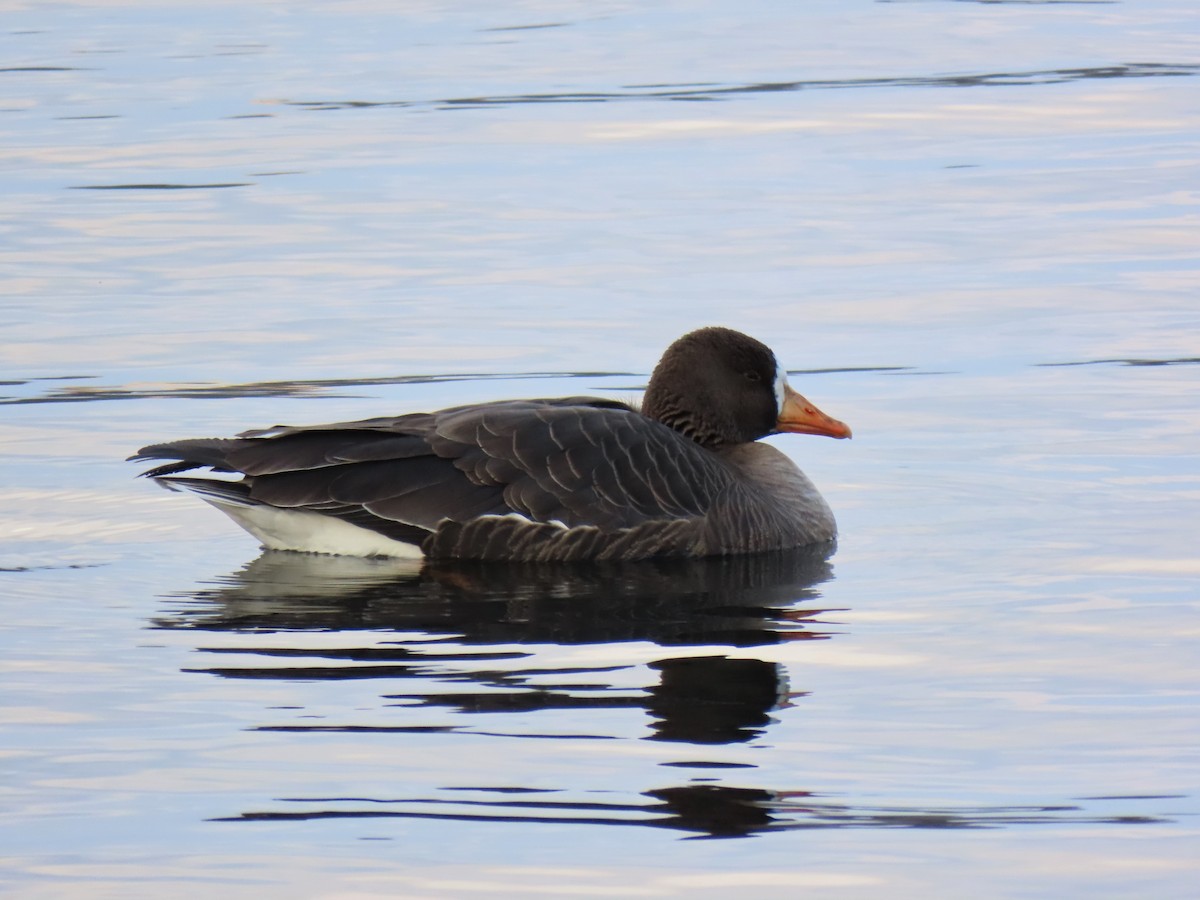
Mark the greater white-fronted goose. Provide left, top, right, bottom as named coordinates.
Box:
left=131, top=327, right=851, bottom=561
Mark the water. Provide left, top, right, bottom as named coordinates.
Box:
left=3, top=1, right=1199, bottom=897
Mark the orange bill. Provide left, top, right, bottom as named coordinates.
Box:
left=776, top=384, right=852, bottom=439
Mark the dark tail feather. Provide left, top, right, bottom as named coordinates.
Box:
left=152, top=476, right=256, bottom=507
left=128, top=438, right=243, bottom=477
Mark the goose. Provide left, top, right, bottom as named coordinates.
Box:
left=130, top=326, right=851, bottom=561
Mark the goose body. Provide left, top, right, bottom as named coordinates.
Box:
left=131, top=327, right=851, bottom=561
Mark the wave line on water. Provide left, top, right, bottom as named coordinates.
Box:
left=282, top=63, right=1200, bottom=112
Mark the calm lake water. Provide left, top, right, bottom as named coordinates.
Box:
left=3, top=1, right=1199, bottom=897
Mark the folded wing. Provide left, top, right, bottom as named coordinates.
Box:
left=131, top=397, right=741, bottom=559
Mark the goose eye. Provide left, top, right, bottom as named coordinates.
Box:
left=744, top=370, right=762, bottom=383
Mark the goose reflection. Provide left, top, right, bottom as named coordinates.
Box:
left=155, top=546, right=841, bottom=836
left=219, top=785, right=1169, bottom=837
left=157, top=547, right=836, bottom=743
left=156, top=544, right=835, bottom=646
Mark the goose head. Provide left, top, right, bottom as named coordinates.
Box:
left=642, top=326, right=852, bottom=448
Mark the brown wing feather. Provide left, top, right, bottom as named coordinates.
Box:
left=133, top=397, right=744, bottom=558
left=427, top=401, right=738, bottom=530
